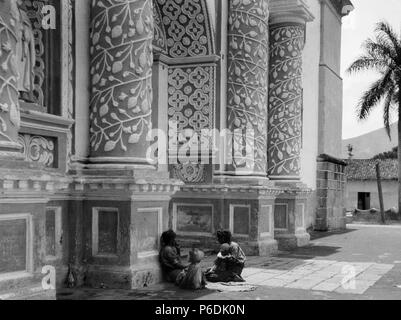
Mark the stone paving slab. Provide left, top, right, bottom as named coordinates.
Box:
left=240, top=258, right=394, bottom=295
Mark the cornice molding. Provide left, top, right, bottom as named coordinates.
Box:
left=269, top=0, right=315, bottom=25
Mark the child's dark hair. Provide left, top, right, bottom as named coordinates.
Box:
left=160, top=229, right=177, bottom=247
left=216, top=230, right=232, bottom=244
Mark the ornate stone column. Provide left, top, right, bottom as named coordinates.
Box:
left=0, top=1, right=22, bottom=158
left=226, top=0, right=270, bottom=176
left=267, top=0, right=313, bottom=180
left=89, top=0, right=154, bottom=166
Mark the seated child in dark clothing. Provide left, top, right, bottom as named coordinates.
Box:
left=176, top=248, right=206, bottom=290
left=205, top=243, right=232, bottom=276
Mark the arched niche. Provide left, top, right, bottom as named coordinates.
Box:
left=152, top=0, right=218, bottom=184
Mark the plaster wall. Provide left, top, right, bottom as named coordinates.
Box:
left=318, top=0, right=344, bottom=157
left=206, top=0, right=216, bottom=31
left=74, top=0, right=90, bottom=160
left=346, top=180, right=399, bottom=211
left=301, top=0, right=321, bottom=190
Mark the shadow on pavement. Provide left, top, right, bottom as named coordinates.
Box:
left=57, top=283, right=218, bottom=300
left=277, top=245, right=342, bottom=260
left=309, top=228, right=357, bottom=241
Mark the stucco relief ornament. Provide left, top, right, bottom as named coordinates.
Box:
left=156, top=0, right=213, bottom=58
left=226, top=0, right=269, bottom=174
left=268, top=25, right=304, bottom=177
left=0, top=4, right=20, bottom=138
left=90, top=0, right=154, bottom=154
left=173, top=163, right=206, bottom=184
left=18, top=134, right=55, bottom=167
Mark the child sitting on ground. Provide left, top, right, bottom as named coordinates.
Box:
left=176, top=248, right=206, bottom=290
left=206, top=243, right=232, bottom=275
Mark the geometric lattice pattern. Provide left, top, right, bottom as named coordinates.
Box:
left=155, top=0, right=214, bottom=58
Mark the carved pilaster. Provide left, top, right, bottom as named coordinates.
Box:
left=226, top=0, right=270, bottom=176
left=89, top=0, right=154, bottom=166
left=0, top=1, right=22, bottom=158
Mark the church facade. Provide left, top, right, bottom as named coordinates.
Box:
left=0, top=0, right=352, bottom=298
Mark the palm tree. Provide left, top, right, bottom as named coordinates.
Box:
left=347, top=21, right=401, bottom=214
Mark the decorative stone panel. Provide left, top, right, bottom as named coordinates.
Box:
left=172, top=163, right=207, bottom=184
left=168, top=64, right=215, bottom=144
left=154, top=0, right=214, bottom=58
left=18, top=133, right=56, bottom=168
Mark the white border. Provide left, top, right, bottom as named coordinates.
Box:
left=260, top=205, right=274, bottom=237
left=274, top=203, right=289, bottom=231
left=296, top=203, right=306, bottom=231
left=0, top=213, right=34, bottom=281
left=45, top=207, right=62, bottom=260
left=137, top=207, right=163, bottom=258
left=229, top=204, right=251, bottom=238
left=92, top=207, right=119, bottom=258
left=173, top=203, right=214, bottom=237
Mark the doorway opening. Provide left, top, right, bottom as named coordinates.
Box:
left=357, top=192, right=371, bottom=210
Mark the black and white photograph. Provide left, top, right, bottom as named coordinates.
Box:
left=1, top=0, right=401, bottom=306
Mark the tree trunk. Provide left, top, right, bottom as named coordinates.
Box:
left=398, top=102, right=401, bottom=216
left=376, top=163, right=386, bottom=224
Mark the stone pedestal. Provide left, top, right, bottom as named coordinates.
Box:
left=274, top=182, right=311, bottom=250
left=69, top=169, right=182, bottom=289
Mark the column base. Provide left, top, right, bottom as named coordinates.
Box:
left=85, top=260, right=163, bottom=290
left=85, top=265, right=132, bottom=289
left=275, top=231, right=310, bottom=251
left=241, top=238, right=278, bottom=257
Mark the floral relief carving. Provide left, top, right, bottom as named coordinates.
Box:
left=226, top=0, right=269, bottom=174
left=155, top=0, right=213, bottom=58
left=89, top=0, right=154, bottom=155
left=172, top=163, right=206, bottom=184
left=18, top=134, right=55, bottom=167
left=268, top=25, right=304, bottom=178
left=0, top=8, right=20, bottom=145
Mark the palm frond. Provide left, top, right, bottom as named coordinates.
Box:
left=375, top=21, right=401, bottom=59
left=357, top=70, right=393, bottom=120
left=346, top=55, right=388, bottom=74
left=364, top=38, right=397, bottom=64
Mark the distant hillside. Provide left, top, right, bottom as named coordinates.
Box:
left=342, top=123, right=398, bottom=159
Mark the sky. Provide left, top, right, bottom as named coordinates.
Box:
left=341, top=0, right=401, bottom=139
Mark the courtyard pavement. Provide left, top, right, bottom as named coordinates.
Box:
left=58, top=224, right=401, bottom=300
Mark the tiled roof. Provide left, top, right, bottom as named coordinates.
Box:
left=345, top=159, right=398, bottom=181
